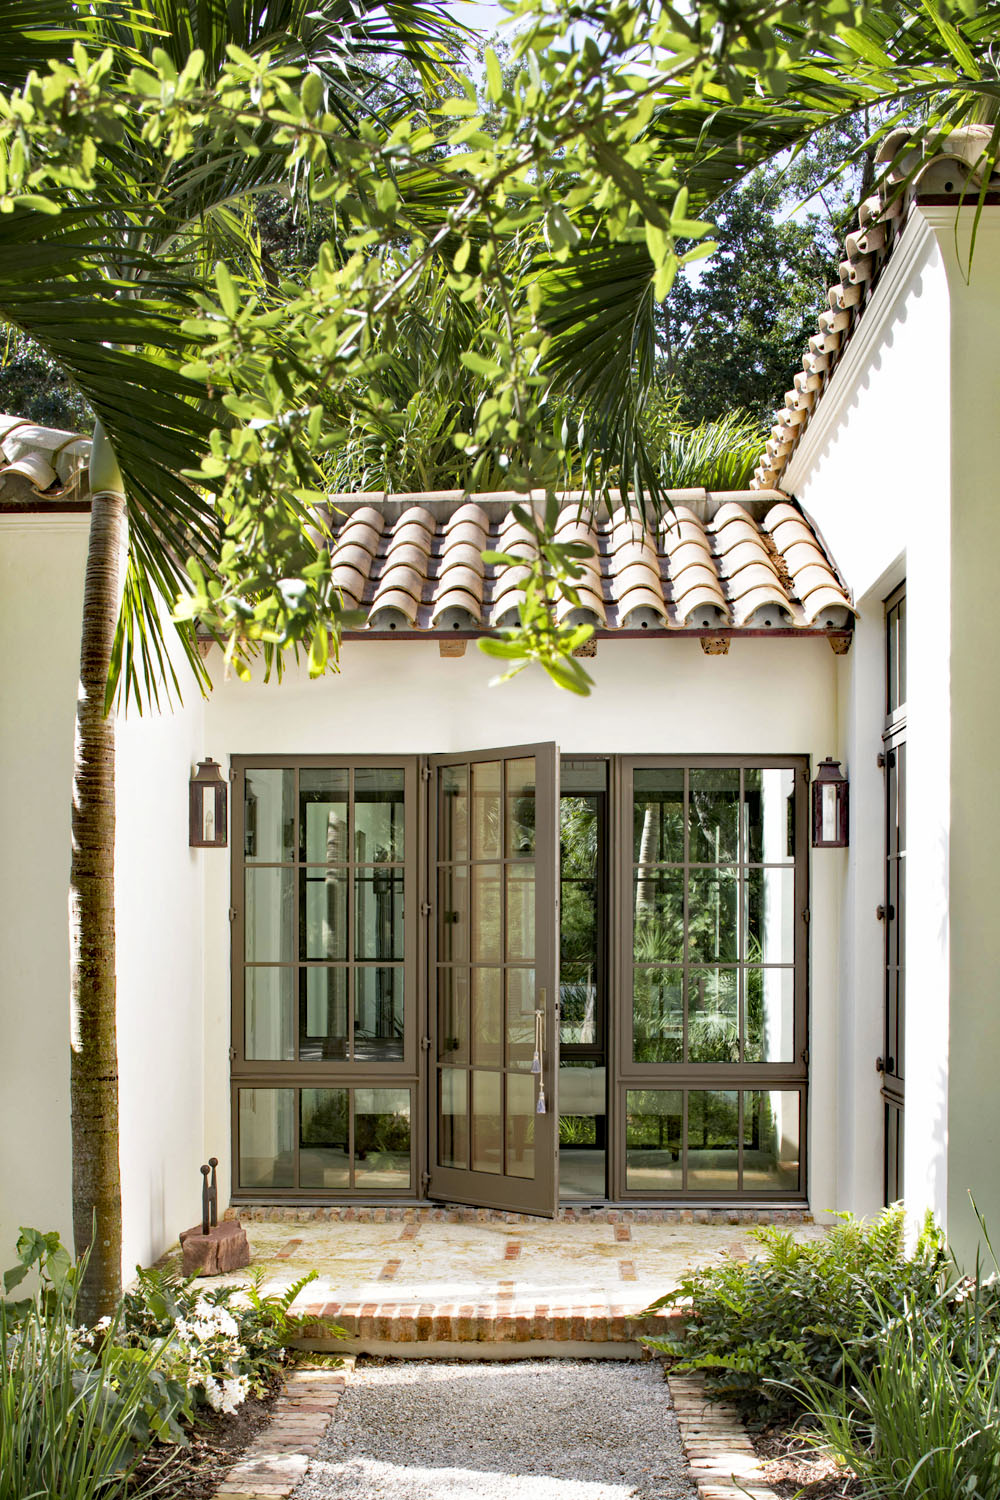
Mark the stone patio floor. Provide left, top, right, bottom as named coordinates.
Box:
left=166, top=1208, right=825, bottom=1357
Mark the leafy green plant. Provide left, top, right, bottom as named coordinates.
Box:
left=643, top=1206, right=946, bottom=1421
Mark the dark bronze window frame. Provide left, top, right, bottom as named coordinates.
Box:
left=882, top=583, right=906, bottom=1204
left=230, top=755, right=425, bottom=1202
left=611, top=754, right=810, bottom=1202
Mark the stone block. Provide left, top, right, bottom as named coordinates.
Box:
left=179, top=1219, right=251, bottom=1276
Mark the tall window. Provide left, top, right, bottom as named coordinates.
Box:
left=882, top=585, right=906, bottom=1202
left=620, top=758, right=808, bottom=1198
left=232, top=758, right=418, bottom=1197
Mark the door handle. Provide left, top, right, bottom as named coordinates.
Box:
left=534, top=991, right=547, bottom=1114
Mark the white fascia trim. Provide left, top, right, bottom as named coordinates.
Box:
left=0, top=512, right=89, bottom=534
left=783, top=209, right=938, bottom=492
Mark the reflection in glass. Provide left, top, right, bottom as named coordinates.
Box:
left=506, top=968, right=536, bottom=1069
left=471, top=864, right=502, bottom=963
left=354, top=768, right=405, bottom=862
left=439, top=1067, right=468, bottom=1168
left=687, top=1090, right=739, bottom=1190
left=743, top=1091, right=799, bottom=1190
left=355, top=868, right=404, bottom=960
left=245, top=868, right=295, bottom=962
left=239, top=1088, right=294, bottom=1189
left=299, top=769, right=348, bottom=863
left=299, top=968, right=348, bottom=1060
left=354, top=967, right=404, bottom=1060
left=437, top=968, right=469, bottom=1062
left=439, top=764, right=468, bottom=861
left=633, top=967, right=682, bottom=1062
left=472, top=1070, right=502, bottom=1173
left=299, top=1088, right=349, bottom=1188
left=437, top=866, right=468, bottom=962
left=626, top=1089, right=682, bottom=1191
left=745, top=968, right=794, bottom=1062
left=560, top=961, right=597, bottom=1046
left=354, top=1088, right=411, bottom=1188
left=471, top=761, right=501, bottom=860
left=506, top=865, right=535, bottom=962
left=687, top=867, right=738, bottom=964
left=689, top=768, right=740, bottom=863
left=633, top=768, right=684, bottom=863
left=245, top=968, right=295, bottom=1060
left=472, top=968, right=502, bottom=1068
left=506, top=758, right=537, bottom=858
left=559, top=1062, right=606, bottom=1200
left=300, top=868, right=348, bottom=960
left=506, top=1073, right=536, bottom=1179
left=244, top=769, right=295, bottom=862
left=633, top=868, right=683, bottom=962
left=745, top=866, right=795, bottom=965
left=744, top=768, right=795, bottom=863
left=688, top=968, right=738, bottom=1063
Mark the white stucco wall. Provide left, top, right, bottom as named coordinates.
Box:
left=202, top=633, right=842, bottom=1216
left=0, top=515, right=85, bottom=1257
left=786, top=204, right=1000, bottom=1261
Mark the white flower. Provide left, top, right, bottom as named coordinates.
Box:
left=204, top=1374, right=249, bottom=1414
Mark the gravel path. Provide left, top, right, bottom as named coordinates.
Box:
left=292, top=1358, right=696, bottom=1500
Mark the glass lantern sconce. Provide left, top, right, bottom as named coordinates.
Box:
left=189, top=759, right=228, bottom=848
left=811, top=758, right=848, bottom=848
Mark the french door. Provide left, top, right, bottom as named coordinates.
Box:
left=427, top=744, right=560, bottom=1215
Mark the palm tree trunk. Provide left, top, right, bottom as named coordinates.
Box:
left=70, top=424, right=126, bottom=1323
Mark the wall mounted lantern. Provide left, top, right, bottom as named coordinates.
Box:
left=189, top=759, right=228, bottom=848
left=812, top=758, right=849, bottom=848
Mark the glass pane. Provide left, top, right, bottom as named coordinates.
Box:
left=745, top=969, right=795, bottom=1063
left=506, top=758, right=537, bottom=858
left=439, top=765, right=468, bottom=862
left=561, top=795, right=598, bottom=879
left=471, top=761, right=501, bottom=860
left=506, top=1073, right=536, bottom=1179
left=743, top=1091, right=800, bottom=1191
left=245, top=968, right=295, bottom=1060
left=633, top=967, right=682, bottom=1063
left=506, top=968, right=536, bottom=1069
left=437, top=967, right=469, bottom=1063
left=626, top=1090, right=682, bottom=1191
left=300, top=769, right=348, bottom=863
left=471, top=1071, right=502, bottom=1174
left=355, top=868, right=404, bottom=960
left=633, top=768, right=684, bottom=863
left=559, top=1062, right=606, bottom=1200
left=354, top=1088, right=411, bottom=1189
left=298, top=968, right=348, bottom=1061
left=245, top=868, right=295, bottom=962
left=633, top=868, right=683, bottom=962
left=300, top=868, right=348, bottom=960
left=244, top=769, right=294, bottom=862
left=355, top=967, right=404, bottom=1061
left=354, top=768, right=405, bottom=862
left=471, top=864, right=502, bottom=963
left=744, top=769, right=796, bottom=863
left=300, top=1088, right=349, bottom=1189
left=439, top=1067, right=468, bottom=1168
left=472, top=968, right=503, bottom=1068
left=238, top=1088, right=294, bottom=1189
left=506, top=866, right=535, bottom=962
left=687, top=867, right=738, bottom=964
left=437, top=866, right=468, bottom=962
left=689, top=768, right=740, bottom=863
left=560, top=961, right=597, bottom=1046
left=687, top=1090, right=739, bottom=1191
left=688, top=968, right=739, bottom=1064
left=745, top=866, right=795, bottom=965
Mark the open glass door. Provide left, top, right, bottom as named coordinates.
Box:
left=428, top=744, right=559, bottom=1215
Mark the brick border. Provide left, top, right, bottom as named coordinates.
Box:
left=294, top=1300, right=684, bottom=1346
left=230, top=1205, right=813, bottom=1226
left=214, top=1359, right=355, bottom=1500
left=668, top=1372, right=778, bottom=1500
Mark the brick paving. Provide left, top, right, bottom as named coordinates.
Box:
left=215, top=1362, right=355, bottom=1500
left=668, top=1373, right=778, bottom=1500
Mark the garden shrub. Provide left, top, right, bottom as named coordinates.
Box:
left=643, top=1205, right=946, bottom=1420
